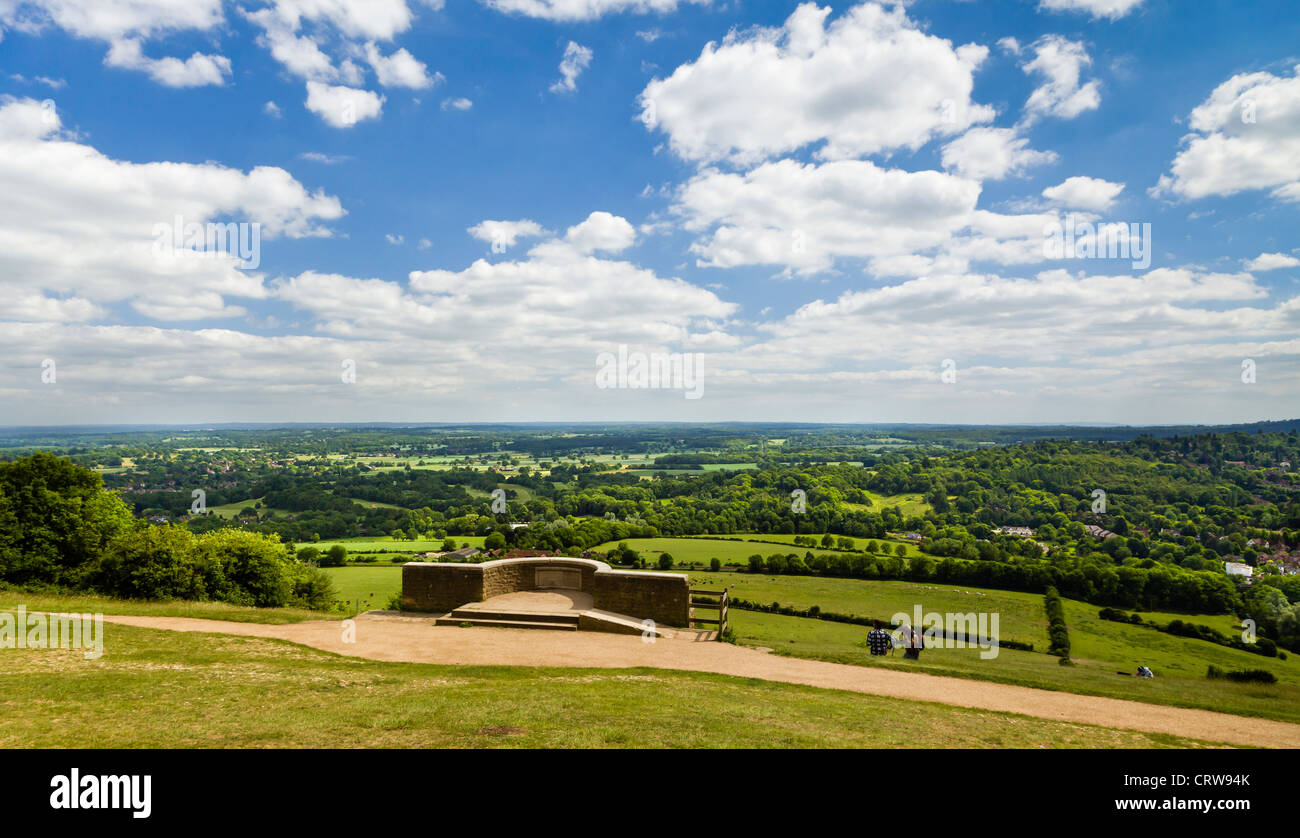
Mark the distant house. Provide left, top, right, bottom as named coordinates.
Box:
left=995, top=526, right=1035, bottom=537
left=900, top=532, right=924, bottom=542
left=1085, top=524, right=1118, bottom=540
left=1224, top=561, right=1254, bottom=578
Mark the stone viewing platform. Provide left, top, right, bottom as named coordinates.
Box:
left=402, top=556, right=695, bottom=636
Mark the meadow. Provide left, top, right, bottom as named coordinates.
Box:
left=592, top=535, right=926, bottom=566
left=318, top=564, right=1300, bottom=723
left=312, top=535, right=487, bottom=554
left=0, top=620, right=1220, bottom=748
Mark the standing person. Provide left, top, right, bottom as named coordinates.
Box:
left=867, top=620, right=893, bottom=656
left=900, top=624, right=924, bottom=660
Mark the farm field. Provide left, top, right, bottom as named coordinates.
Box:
left=855, top=490, right=933, bottom=516
left=312, top=535, right=487, bottom=554
left=209, top=497, right=264, bottom=518
left=327, top=566, right=404, bottom=611
left=723, top=533, right=929, bottom=557
left=593, top=536, right=922, bottom=566
left=0, top=620, right=1221, bottom=748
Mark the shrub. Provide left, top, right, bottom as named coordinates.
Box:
left=1045, top=586, right=1070, bottom=659
left=710, top=557, right=721, bottom=572
left=96, top=525, right=206, bottom=600
left=287, top=564, right=336, bottom=610
left=319, top=545, right=347, bottom=567
left=196, top=530, right=294, bottom=607
left=1207, top=666, right=1277, bottom=684
left=658, top=552, right=674, bottom=570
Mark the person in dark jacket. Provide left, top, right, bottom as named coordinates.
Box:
left=867, top=620, right=893, bottom=656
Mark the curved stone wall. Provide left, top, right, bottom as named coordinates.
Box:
left=402, top=557, right=690, bottom=627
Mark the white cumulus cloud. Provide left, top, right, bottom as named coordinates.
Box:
left=639, top=2, right=995, bottom=165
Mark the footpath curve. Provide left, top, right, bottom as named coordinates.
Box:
left=99, top=611, right=1300, bottom=749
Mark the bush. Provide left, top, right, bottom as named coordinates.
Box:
left=195, top=530, right=294, bottom=607
left=710, top=558, right=721, bottom=572
left=1045, top=586, right=1070, bottom=659
left=96, top=525, right=207, bottom=600
left=1207, top=666, right=1277, bottom=684
left=658, top=552, right=674, bottom=570
left=319, top=544, right=347, bottom=567
left=287, top=564, right=336, bottom=610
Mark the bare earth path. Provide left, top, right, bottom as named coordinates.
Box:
left=100, top=612, right=1300, bottom=748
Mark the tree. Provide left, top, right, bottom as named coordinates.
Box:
left=296, top=546, right=321, bottom=564
left=320, top=544, right=348, bottom=567
left=895, top=543, right=907, bottom=557
left=658, top=552, right=674, bottom=570
left=0, top=452, right=133, bottom=587
left=195, top=529, right=294, bottom=607
left=97, top=525, right=206, bottom=600
left=484, top=531, right=507, bottom=550
left=710, top=557, right=721, bottom=572
left=442, top=537, right=457, bottom=551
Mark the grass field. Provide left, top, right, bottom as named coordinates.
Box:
left=726, top=533, right=929, bottom=557
left=326, top=567, right=403, bottom=612
left=209, top=497, right=265, bottom=519
left=592, top=535, right=925, bottom=565
left=319, top=565, right=1298, bottom=722
left=728, top=610, right=1300, bottom=724
left=321, top=565, right=1243, bottom=652
left=854, top=490, right=933, bottom=516
left=0, top=620, right=1220, bottom=748
left=312, top=535, right=487, bottom=554
left=0, top=589, right=329, bottom=624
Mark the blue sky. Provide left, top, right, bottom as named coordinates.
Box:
left=1, top=0, right=1298, bottom=425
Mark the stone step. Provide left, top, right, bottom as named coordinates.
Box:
left=435, top=615, right=579, bottom=631
left=447, top=608, right=580, bottom=625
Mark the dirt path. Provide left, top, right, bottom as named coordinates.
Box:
left=101, top=611, right=1300, bottom=748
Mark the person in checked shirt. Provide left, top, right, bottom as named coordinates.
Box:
left=867, top=620, right=894, bottom=656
